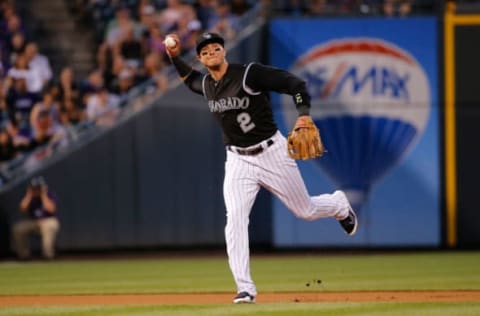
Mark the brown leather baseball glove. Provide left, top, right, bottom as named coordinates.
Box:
left=287, top=116, right=325, bottom=160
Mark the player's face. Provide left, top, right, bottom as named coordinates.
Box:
left=198, top=43, right=225, bottom=68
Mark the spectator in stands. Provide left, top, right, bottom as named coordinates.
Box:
left=306, top=0, right=336, bottom=16
left=23, top=105, right=68, bottom=169
left=30, top=88, right=62, bottom=139
left=104, top=54, right=130, bottom=91
left=137, top=52, right=168, bottom=93
left=85, top=0, right=117, bottom=43
left=80, top=69, right=105, bottom=107
left=0, top=89, right=9, bottom=128
left=11, top=176, right=60, bottom=260
left=398, top=0, right=412, bottom=16
left=119, top=25, right=145, bottom=70
left=194, top=0, right=216, bottom=30
left=353, top=0, right=381, bottom=15
left=383, top=0, right=396, bottom=16
left=158, top=0, right=197, bottom=33
left=105, top=4, right=141, bottom=46
left=208, top=0, right=239, bottom=41
left=86, top=67, right=105, bottom=90
left=86, top=86, right=120, bottom=127
left=4, top=13, right=25, bottom=43
left=24, top=42, right=53, bottom=93
left=59, top=98, right=86, bottom=127
left=174, top=13, right=203, bottom=54
left=7, top=31, right=25, bottom=65
left=6, top=53, right=45, bottom=95
left=5, top=121, right=31, bottom=153
left=5, top=77, right=39, bottom=137
left=30, top=108, right=64, bottom=148
left=57, top=66, right=80, bottom=106
left=136, top=0, right=156, bottom=13
left=145, top=24, right=167, bottom=56
left=183, top=19, right=203, bottom=53
left=138, top=3, right=158, bottom=34
left=383, top=0, right=412, bottom=17
left=0, top=1, right=17, bottom=26
left=111, top=68, right=136, bottom=99
left=0, top=125, right=18, bottom=163
left=5, top=11, right=22, bottom=29
left=47, top=81, right=61, bottom=102
left=0, top=119, right=20, bottom=182
left=98, top=5, right=141, bottom=72
left=332, top=0, right=367, bottom=15
left=0, top=49, right=6, bottom=80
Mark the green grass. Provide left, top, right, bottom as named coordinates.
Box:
left=0, top=251, right=479, bottom=315
left=2, top=303, right=480, bottom=316
left=0, top=251, right=479, bottom=295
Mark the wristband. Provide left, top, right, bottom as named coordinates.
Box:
left=293, top=92, right=311, bottom=116
left=296, top=105, right=310, bottom=116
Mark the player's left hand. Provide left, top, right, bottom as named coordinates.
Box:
left=287, top=116, right=325, bottom=160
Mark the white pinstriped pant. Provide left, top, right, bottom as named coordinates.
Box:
left=223, top=130, right=350, bottom=296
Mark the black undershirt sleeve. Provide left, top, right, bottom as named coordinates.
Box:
left=245, top=63, right=311, bottom=116
left=170, top=56, right=192, bottom=77
left=170, top=56, right=204, bottom=95
left=184, top=70, right=204, bottom=95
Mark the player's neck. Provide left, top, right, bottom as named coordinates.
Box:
left=208, top=61, right=229, bottom=81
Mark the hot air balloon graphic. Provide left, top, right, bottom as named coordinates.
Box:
left=281, top=38, right=431, bottom=213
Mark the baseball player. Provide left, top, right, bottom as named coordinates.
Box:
left=165, top=32, right=358, bottom=304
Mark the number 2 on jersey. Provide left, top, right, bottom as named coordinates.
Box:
left=237, top=112, right=255, bottom=133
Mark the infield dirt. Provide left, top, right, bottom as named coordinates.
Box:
left=1, top=291, right=479, bottom=306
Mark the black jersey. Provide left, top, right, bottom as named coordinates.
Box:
left=184, top=62, right=311, bottom=147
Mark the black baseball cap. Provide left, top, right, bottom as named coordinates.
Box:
left=196, top=32, right=224, bottom=54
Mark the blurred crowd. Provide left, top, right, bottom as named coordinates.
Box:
left=260, top=0, right=439, bottom=17
left=0, top=0, right=252, bottom=182
left=0, top=0, right=441, bottom=184
left=83, top=0, right=254, bottom=100
left=1, top=1, right=68, bottom=180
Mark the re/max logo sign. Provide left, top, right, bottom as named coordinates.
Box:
left=299, top=65, right=410, bottom=103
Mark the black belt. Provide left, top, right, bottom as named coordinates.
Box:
left=228, top=139, right=274, bottom=156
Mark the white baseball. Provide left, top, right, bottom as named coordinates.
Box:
left=164, top=36, right=176, bottom=48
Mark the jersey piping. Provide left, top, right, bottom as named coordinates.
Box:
left=201, top=74, right=209, bottom=100
left=243, top=63, right=261, bottom=96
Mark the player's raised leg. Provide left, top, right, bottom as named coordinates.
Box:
left=259, top=133, right=357, bottom=234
